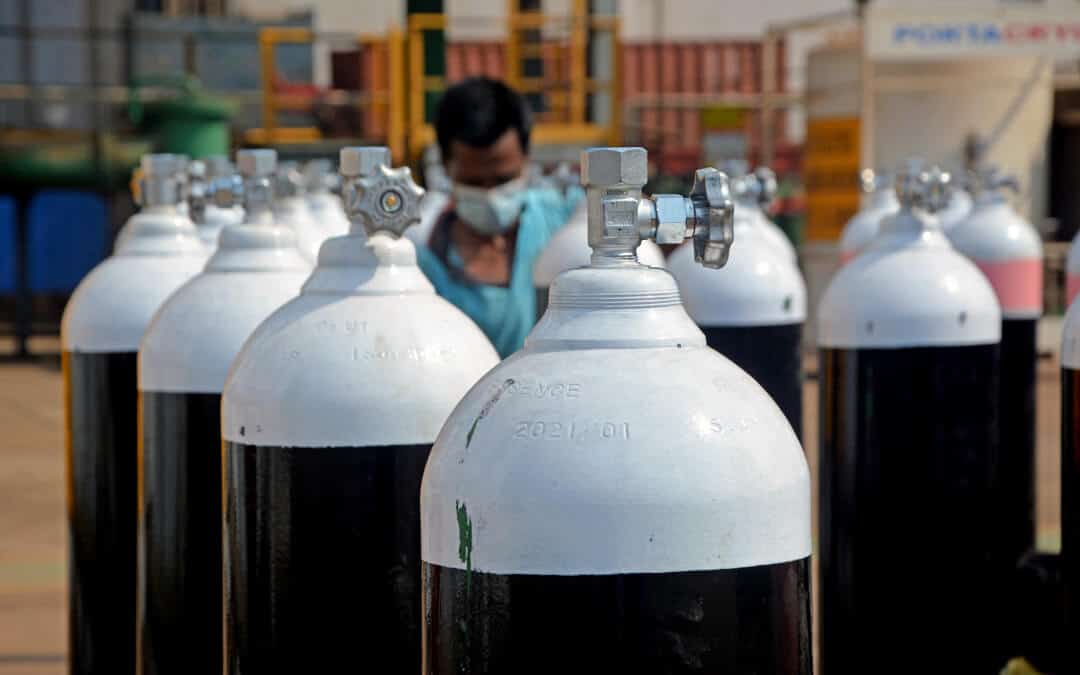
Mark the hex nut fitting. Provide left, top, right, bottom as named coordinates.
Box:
left=581, top=147, right=648, bottom=188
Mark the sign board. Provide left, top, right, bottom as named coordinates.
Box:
left=866, top=5, right=1080, bottom=61
left=804, top=117, right=860, bottom=242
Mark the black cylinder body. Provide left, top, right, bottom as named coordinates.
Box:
left=137, top=391, right=222, bottom=675
left=422, top=558, right=811, bottom=674
left=995, top=318, right=1037, bottom=565
left=701, top=323, right=803, bottom=440
left=1063, top=366, right=1080, bottom=675
left=65, top=350, right=138, bottom=675
left=224, top=442, right=430, bottom=673
left=819, top=343, right=1002, bottom=674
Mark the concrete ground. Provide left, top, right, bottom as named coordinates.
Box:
left=0, top=337, right=1064, bottom=673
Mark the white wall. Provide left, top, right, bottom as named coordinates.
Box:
left=618, top=0, right=853, bottom=41
left=232, top=0, right=406, bottom=32
left=232, top=0, right=860, bottom=41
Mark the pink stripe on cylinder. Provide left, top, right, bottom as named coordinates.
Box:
left=974, top=258, right=1043, bottom=316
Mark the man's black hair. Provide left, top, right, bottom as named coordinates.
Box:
left=435, top=77, right=532, bottom=160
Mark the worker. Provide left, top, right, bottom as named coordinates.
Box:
left=415, top=77, right=581, bottom=358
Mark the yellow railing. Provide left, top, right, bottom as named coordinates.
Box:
left=250, top=26, right=407, bottom=163
left=407, top=7, right=621, bottom=157
left=252, top=27, right=319, bottom=145
left=253, top=9, right=620, bottom=162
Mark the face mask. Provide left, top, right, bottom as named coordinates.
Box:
left=453, top=176, right=527, bottom=235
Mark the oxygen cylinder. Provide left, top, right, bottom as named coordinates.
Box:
left=667, top=207, right=807, bottom=438
left=839, top=169, right=899, bottom=265
left=531, top=165, right=666, bottom=317
left=221, top=148, right=499, bottom=673
left=421, top=148, right=812, bottom=673
left=135, top=149, right=309, bottom=675
left=304, top=158, right=350, bottom=237
left=61, top=154, right=206, bottom=675
left=187, top=155, right=244, bottom=251
left=818, top=163, right=1004, bottom=673
left=936, top=180, right=974, bottom=232
left=948, top=166, right=1042, bottom=582
left=721, top=161, right=797, bottom=264
left=1061, top=302, right=1080, bottom=675
left=274, top=160, right=324, bottom=263
left=115, top=156, right=205, bottom=253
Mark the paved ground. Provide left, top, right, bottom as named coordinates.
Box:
left=0, top=340, right=1064, bottom=673
left=0, top=346, right=65, bottom=673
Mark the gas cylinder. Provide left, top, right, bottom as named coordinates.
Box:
left=421, top=147, right=812, bottom=673
left=818, top=163, right=1004, bottom=674
left=221, top=148, right=499, bottom=673
left=187, top=155, right=244, bottom=251
left=136, top=149, right=309, bottom=675
left=273, top=160, right=324, bottom=262
left=532, top=165, right=665, bottom=317
left=839, top=169, right=899, bottom=265
left=667, top=205, right=807, bottom=438
left=61, top=154, right=206, bottom=675
left=722, top=161, right=797, bottom=264
left=948, top=166, right=1043, bottom=579
left=304, top=158, right=350, bottom=237
left=936, top=178, right=974, bottom=232
left=115, top=156, right=203, bottom=253
left=1061, top=300, right=1080, bottom=675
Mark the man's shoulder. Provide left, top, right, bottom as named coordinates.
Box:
left=523, top=187, right=580, bottom=233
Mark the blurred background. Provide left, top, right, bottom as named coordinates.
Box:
left=3, top=0, right=1078, bottom=356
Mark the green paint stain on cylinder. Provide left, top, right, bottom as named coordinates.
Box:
left=456, top=499, right=474, bottom=650
left=456, top=500, right=473, bottom=574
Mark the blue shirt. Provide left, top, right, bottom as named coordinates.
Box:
left=416, top=187, right=582, bottom=358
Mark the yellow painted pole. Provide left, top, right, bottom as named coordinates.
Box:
left=569, top=0, right=588, bottom=125
left=408, top=17, right=426, bottom=157
left=506, top=0, right=521, bottom=91
left=388, top=28, right=407, bottom=165
left=609, top=17, right=622, bottom=145
left=258, top=29, right=276, bottom=140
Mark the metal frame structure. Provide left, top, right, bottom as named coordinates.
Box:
left=252, top=6, right=620, bottom=161
left=406, top=5, right=621, bottom=158
left=250, top=26, right=407, bottom=163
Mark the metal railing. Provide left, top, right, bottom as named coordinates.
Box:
left=406, top=9, right=621, bottom=157
left=251, top=26, right=406, bottom=162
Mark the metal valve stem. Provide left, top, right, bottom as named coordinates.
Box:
left=582, top=147, right=735, bottom=269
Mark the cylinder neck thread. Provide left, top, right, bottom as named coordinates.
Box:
left=242, top=174, right=274, bottom=221
left=139, top=154, right=186, bottom=209
left=141, top=177, right=183, bottom=208
left=231, top=149, right=277, bottom=223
